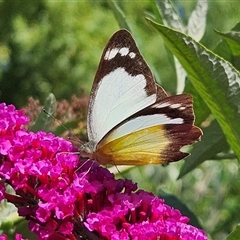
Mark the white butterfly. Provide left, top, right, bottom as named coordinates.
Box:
left=80, top=29, right=202, bottom=165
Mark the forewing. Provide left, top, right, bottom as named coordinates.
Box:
left=87, top=30, right=157, bottom=145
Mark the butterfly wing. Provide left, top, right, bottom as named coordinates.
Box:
left=86, top=29, right=202, bottom=165
left=87, top=30, right=161, bottom=147
left=95, top=94, right=202, bottom=165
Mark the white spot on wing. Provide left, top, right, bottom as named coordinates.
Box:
left=170, top=103, right=181, bottom=109
left=104, top=48, right=118, bottom=60
left=104, top=47, right=136, bottom=60
left=119, top=47, right=129, bottom=56
left=129, top=52, right=136, bottom=59
left=158, top=102, right=170, bottom=108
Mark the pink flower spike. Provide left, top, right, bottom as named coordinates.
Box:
left=0, top=102, right=208, bottom=240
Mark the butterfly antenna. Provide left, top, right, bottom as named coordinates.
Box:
left=76, top=159, right=95, bottom=181
left=110, top=160, right=126, bottom=179
left=42, top=108, right=83, bottom=145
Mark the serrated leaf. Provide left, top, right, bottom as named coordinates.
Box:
left=30, top=93, right=56, bottom=132
left=178, top=120, right=229, bottom=178
left=187, top=0, right=208, bottom=41
left=147, top=19, right=240, bottom=161
left=158, top=190, right=203, bottom=229
left=214, top=29, right=240, bottom=71
left=155, top=0, right=186, bottom=93
left=226, top=224, right=240, bottom=240
left=155, top=0, right=185, bottom=32
left=214, top=23, right=240, bottom=71
left=214, top=38, right=233, bottom=64
left=215, top=29, right=240, bottom=56
left=107, top=0, right=131, bottom=31
left=155, top=0, right=207, bottom=93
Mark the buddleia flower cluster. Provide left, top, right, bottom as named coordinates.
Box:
left=0, top=103, right=208, bottom=240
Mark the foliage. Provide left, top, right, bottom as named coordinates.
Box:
left=1, top=0, right=240, bottom=239
left=0, top=1, right=118, bottom=107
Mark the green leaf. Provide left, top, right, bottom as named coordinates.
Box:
left=155, top=0, right=207, bottom=93
left=226, top=224, right=240, bottom=240
left=0, top=214, right=36, bottom=239
left=215, top=29, right=240, bottom=56
left=0, top=186, right=18, bottom=227
left=178, top=120, right=229, bottom=178
left=232, top=22, right=240, bottom=32
left=214, top=22, right=240, bottom=70
left=214, top=29, right=240, bottom=71
left=214, top=38, right=233, bottom=64
left=158, top=190, right=203, bottom=229
left=187, top=0, right=208, bottom=41
left=0, top=201, right=17, bottom=224
left=0, top=199, right=24, bottom=239
left=107, top=0, right=131, bottom=31
left=30, top=93, right=56, bottom=132
left=155, top=0, right=185, bottom=32
left=14, top=218, right=37, bottom=239
left=147, top=19, right=240, bottom=161
left=155, top=0, right=186, bottom=93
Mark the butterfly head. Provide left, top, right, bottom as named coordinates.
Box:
left=79, top=141, right=97, bottom=160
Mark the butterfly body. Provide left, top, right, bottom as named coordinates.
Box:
left=81, top=29, right=202, bottom=166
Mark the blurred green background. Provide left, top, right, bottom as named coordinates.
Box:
left=0, top=1, right=240, bottom=239
left=1, top=1, right=239, bottom=107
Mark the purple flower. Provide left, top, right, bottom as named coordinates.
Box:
left=0, top=234, right=27, bottom=240
left=0, top=103, right=208, bottom=240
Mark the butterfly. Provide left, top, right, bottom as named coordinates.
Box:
left=80, top=29, right=202, bottom=166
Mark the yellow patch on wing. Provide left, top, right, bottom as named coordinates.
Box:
left=95, top=125, right=170, bottom=165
